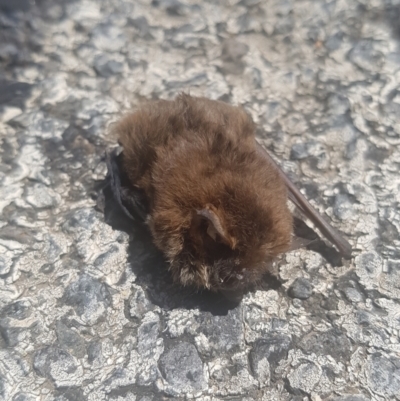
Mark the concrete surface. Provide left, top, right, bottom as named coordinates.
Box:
left=0, top=0, right=400, bottom=400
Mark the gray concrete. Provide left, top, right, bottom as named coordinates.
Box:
left=0, top=0, right=399, bottom=400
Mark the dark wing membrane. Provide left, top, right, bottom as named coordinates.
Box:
left=256, top=142, right=352, bottom=259
left=288, top=235, right=317, bottom=252
left=105, top=149, right=148, bottom=222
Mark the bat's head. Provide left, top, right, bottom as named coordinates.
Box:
left=148, top=172, right=293, bottom=293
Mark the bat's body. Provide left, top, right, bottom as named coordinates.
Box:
left=111, top=94, right=351, bottom=293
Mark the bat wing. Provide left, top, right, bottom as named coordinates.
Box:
left=256, top=142, right=352, bottom=259
left=105, top=148, right=148, bottom=222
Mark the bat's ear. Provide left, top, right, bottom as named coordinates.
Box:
left=196, top=206, right=237, bottom=249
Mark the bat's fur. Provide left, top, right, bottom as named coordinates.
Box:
left=116, top=94, right=293, bottom=291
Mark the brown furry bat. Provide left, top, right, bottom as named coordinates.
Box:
left=112, top=94, right=351, bottom=294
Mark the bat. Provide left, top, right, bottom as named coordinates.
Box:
left=105, top=94, right=352, bottom=296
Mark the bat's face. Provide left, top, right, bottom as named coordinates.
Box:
left=185, top=221, right=291, bottom=292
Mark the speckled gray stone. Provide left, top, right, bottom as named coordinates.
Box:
left=55, top=321, right=86, bottom=359
left=288, top=277, right=313, bottom=299
left=158, top=341, right=207, bottom=395
left=249, top=334, right=291, bottom=384
left=367, top=354, right=400, bottom=397
left=349, top=40, right=384, bottom=73
left=0, top=0, right=30, bottom=11
left=330, top=395, right=370, bottom=401
left=1, top=300, right=31, bottom=320
left=0, top=80, right=33, bottom=107
left=12, top=393, right=37, bottom=401
left=288, top=361, right=322, bottom=394
left=195, top=308, right=244, bottom=357
left=129, top=16, right=152, bottom=39
left=343, top=287, right=364, bottom=303
left=299, top=329, right=352, bottom=361
left=128, top=286, right=153, bottom=320
left=290, top=142, right=315, bottom=160
left=92, top=24, right=127, bottom=52
left=93, top=54, right=124, bottom=77
left=33, top=346, right=82, bottom=388
left=64, top=274, right=111, bottom=326
left=334, top=194, right=355, bottom=221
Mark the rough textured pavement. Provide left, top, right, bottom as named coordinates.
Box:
left=1, top=0, right=400, bottom=400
